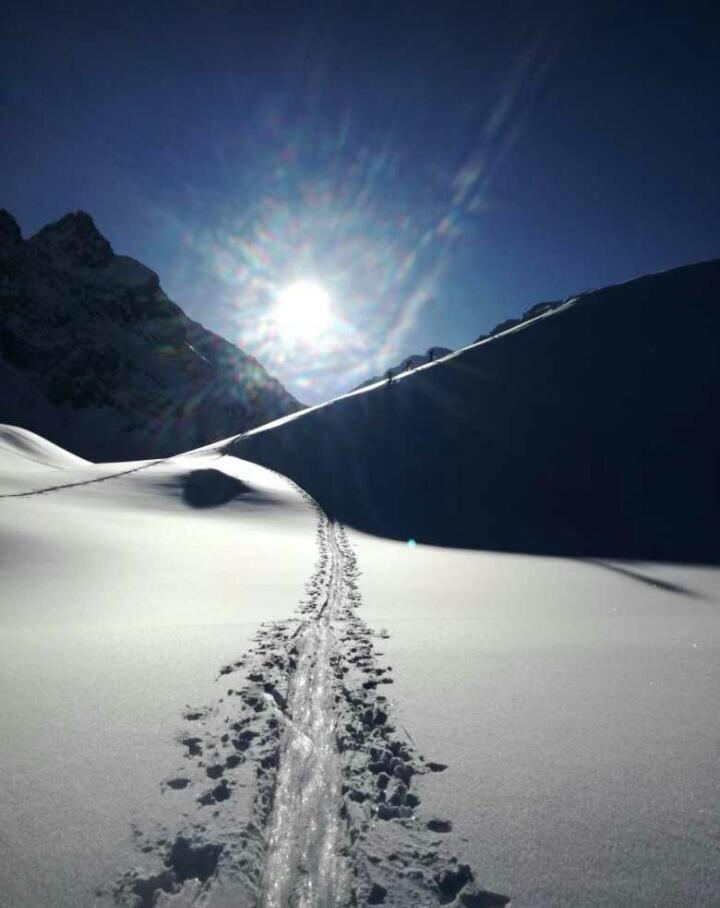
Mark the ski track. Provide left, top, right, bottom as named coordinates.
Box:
left=0, top=458, right=164, bottom=498
left=261, top=518, right=349, bottom=907
left=111, top=505, right=510, bottom=908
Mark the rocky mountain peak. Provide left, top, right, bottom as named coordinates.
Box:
left=0, top=210, right=23, bottom=248
left=0, top=208, right=302, bottom=460
left=30, top=210, right=114, bottom=268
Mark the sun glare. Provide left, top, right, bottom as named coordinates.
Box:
left=273, top=280, right=331, bottom=342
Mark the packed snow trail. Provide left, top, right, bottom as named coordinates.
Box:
left=113, top=507, right=510, bottom=907
left=0, top=458, right=164, bottom=498
left=261, top=519, right=350, bottom=907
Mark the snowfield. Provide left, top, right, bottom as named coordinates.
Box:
left=350, top=530, right=720, bottom=906
left=0, top=428, right=317, bottom=907
left=0, top=425, right=718, bottom=907
left=1, top=258, right=720, bottom=908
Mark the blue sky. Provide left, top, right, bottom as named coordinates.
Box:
left=2, top=0, right=719, bottom=401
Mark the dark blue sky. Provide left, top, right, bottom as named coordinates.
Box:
left=3, top=0, right=719, bottom=401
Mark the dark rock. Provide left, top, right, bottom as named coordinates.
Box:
left=427, top=818, right=452, bottom=833
left=0, top=210, right=22, bottom=247
left=434, top=863, right=473, bottom=904
left=165, top=777, right=190, bottom=790
left=0, top=210, right=301, bottom=460
left=167, top=836, right=222, bottom=883
left=30, top=211, right=114, bottom=268
left=459, top=888, right=512, bottom=907
left=368, top=882, right=387, bottom=904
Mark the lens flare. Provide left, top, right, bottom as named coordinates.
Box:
left=273, top=280, right=331, bottom=342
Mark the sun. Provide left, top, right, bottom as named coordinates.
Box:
left=273, top=280, right=331, bottom=342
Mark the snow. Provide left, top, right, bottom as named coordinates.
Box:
left=232, top=257, right=720, bottom=563
left=219, top=256, right=720, bottom=904
left=354, top=346, right=454, bottom=389
left=1, top=259, right=719, bottom=906
left=1, top=425, right=717, bottom=907
left=348, top=530, right=720, bottom=906
left=0, top=429, right=317, bottom=908
left=0, top=424, right=90, bottom=472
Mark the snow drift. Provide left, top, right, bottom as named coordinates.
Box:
left=1, top=422, right=717, bottom=907
left=232, top=258, right=720, bottom=563
left=0, top=426, right=513, bottom=908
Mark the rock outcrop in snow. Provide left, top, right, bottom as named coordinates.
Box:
left=473, top=299, right=564, bottom=343
left=356, top=300, right=569, bottom=392
left=233, top=258, right=720, bottom=563
left=0, top=210, right=301, bottom=460
left=355, top=346, right=453, bottom=389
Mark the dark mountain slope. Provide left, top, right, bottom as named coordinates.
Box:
left=0, top=210, right=300, bottom=460
left=231, top=258, right=720, bottom=563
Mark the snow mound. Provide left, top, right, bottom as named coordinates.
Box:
left=0, top=424, right=90, bottom=472
left=0, top=432, right=318, bottom=908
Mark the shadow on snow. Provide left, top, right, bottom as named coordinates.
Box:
left=231, top=259, right=720, bottom=566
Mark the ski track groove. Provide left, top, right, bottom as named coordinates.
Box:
left=0, top=458, right=165, bottom=498
left=111, top=503, right=511, bottom=908
left=261, top=518, right=349, bottom=908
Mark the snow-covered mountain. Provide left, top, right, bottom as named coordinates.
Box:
left=233, top=257, right=720, bottom=564
left=2, top=257, right=719, bottom=908
left=0, top=210, right=300, bottom=460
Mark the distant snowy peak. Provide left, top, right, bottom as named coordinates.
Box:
left=0, top=211, right=301, bottom=461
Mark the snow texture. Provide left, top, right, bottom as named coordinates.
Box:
left=0, top=428, right=509, bottom=908
left=1, top=425, right=717, bottom=906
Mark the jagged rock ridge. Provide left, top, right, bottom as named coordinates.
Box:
left=0, top=210, right=301, bottom=460
left=356, top=299, right=567, bottom=392
left=355, top=346, right=453, bottom=390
